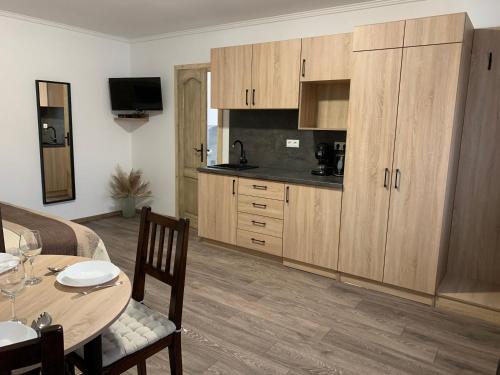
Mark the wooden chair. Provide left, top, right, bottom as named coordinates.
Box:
left=72, top=206, right=190, bottom=375
left=0, top=207, right=6, bottom=253
left=0, top=325, right=65, bottom=375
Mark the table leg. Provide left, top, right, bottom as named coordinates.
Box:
left=83, top=335, right=103, bottom=375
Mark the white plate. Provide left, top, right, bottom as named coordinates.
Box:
left=0, top=321, right=37, bottom=347
left=56, top=260, right=120, bottom=287
left=0, top=253, right=14, bottom=263
left=0, top=254, right=18, bottom=274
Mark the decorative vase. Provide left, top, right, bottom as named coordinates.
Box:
left=121, top=196, right=136, bottom=218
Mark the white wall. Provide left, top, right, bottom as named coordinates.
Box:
left=0, top=16, right=131, bottom=219
left=129, top=0, right=500, bottom=216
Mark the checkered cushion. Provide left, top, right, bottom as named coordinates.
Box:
left=77, top=299, right=176, bottom=367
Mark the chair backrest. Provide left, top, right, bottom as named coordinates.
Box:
left=0, top=325, right=65, bottom=375
left=132, top=206, right=190, bottom=329
left=0, top=207, right=5, bottom=253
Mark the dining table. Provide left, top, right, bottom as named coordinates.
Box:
left=0, top=254, right=132, bottom=374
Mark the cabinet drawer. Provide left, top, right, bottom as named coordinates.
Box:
left=237, top=229, right=282, bottom=256
left=238, top=178, right=284, bottom=200
left=238, top=195, right=284, bottom=219
left=237, top=212, right=283, bottom=238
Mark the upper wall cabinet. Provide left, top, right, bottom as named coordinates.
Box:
left=210, top=39, right=302, bottom=109
left=404, top=13, right=472, bottom=47
left=251, top=39, right=302, bottom=109
left=352, top=20, right=405, bottom=51
left=211, top=45, right=252, bottom=109
left=300, top=33, right=352, bottom=81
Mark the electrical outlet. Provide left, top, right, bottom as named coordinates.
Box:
left=334, top=142, right=346, bottom=151
left=286, top=139, right=300, bottom=148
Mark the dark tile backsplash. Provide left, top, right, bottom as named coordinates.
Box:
left=229, top=110, right=346, bottom=171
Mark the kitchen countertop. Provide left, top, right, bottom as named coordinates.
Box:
left=198, top=166, right=343, bottom=189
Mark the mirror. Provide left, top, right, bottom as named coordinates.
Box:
left=36, top=80, right=75, bottom=204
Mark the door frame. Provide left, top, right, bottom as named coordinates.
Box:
left=174, top=63, right=223, bottom=219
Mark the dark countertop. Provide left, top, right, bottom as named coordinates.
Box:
left=198, top=166, right=343, bottom=189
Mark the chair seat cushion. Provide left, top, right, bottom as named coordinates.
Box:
left=77, top=299, right=176, bottom=367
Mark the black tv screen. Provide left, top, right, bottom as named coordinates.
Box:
left=109, top=77, right=163, bottom=111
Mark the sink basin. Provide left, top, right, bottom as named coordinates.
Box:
left=209, top=163, right=258, bottom=171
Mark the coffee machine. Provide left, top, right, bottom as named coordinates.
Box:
left=311, top=143, right=333, bottom=176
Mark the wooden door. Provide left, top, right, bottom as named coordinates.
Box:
left=177, top=67, right=207, bottom=228
left=251, top=39, right=301, bottom=108
left=338, top=48, right=402, bottom=281
left=198, top=173, right=238, bottom=244
left=300, top=33, right=352, bottom=81
left=383, top=44, right=463, bottom=294
left=211, top=45, right=252, bottom=109
left=283, top=185, right=342, bottom=270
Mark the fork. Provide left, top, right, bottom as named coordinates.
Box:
left=79, top=281, right=123, bottom=295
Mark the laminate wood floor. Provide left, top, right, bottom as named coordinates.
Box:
left=85, top=216, right=500, bottom=375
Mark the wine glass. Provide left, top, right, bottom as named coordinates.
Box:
left=0, top=257, right=26, bottom=323
left=19, top=230, right=43, bottom=285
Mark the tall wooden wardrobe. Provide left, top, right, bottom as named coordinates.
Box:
left=339, top=13, right=473, bottom=297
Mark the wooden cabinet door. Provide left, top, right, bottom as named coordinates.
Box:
left=404, top=13, right=469, bottom=47
left=383, top=44, right=463, bottom=294
left=300, top=33, right=352, bottom=81
left=251, top=39, right=301, bottom=108
left=198, top=173, right=238, bottom=244
left=211, top=45, right=252, bottom=109
left=338, top=48, right=402, bottom=281
left=283, top=185, right=342, bottom=270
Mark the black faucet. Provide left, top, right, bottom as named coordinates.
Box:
left=232, top=140, right=247, bottom=165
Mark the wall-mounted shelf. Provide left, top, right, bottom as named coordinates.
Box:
left=298, top=80, right=350, bottom=131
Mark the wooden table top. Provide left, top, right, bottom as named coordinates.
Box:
left=0, top=255, right=131, bottom=353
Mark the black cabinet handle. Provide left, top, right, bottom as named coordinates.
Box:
left=245, top=89, right=249, bottom=105
left=394, top=169, right=401, bottom=190
left=193, top=143, right=204, bottom=163
left=384, top=168, right=390, bottom=189
left=488, top=52, right=492, bottom=70
left=285, top=186, right=290, bottom=203
left=251, top=238, right=265, bottom=245
left=232, top=179, right=236, bottom=195
left=252, top=203, right=267, bottom=209
left=301, top=59, right=306, bottom=77
left=252, top=89, right=255, bottom=106
left=65, top=132, right=71, bottom=146
left=251, top=220, right=266, bottom=227
left=252, top=184, right=267, bottom=190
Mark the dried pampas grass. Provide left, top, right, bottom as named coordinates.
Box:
left=110, top=165, right=152, bottom=199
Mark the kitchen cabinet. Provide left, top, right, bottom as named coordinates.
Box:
left=198, top=173, right=238, bottom=244
left=383, top=43, right=467, bottom=294
left=352, top=20, right=405, bottom=51
left=300, top=33, right=352, bottom=81
left=340, top=13, right=472, bottom=295
left=211, top=39, right=301, bottom=109
left=38, top=82, right=66, bottom=107
left=338, top=48, right=402, bottom=281
left=211, top=45, right=252, bottom=109
left=251, top=39, right=302, bottom=108
left=404, top=13, right=471, bottom=47
left=283, top=184, right=342, bottom=270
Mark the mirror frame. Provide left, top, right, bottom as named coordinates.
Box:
left=35, top=80, right=76, bottom=205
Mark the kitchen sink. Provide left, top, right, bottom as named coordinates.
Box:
left=209, top=163, right=258, bottom=171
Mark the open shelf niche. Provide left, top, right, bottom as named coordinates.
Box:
left=298, top=80, right=350, bottom=131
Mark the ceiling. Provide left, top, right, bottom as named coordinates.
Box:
left=0, top=0, right=374, bottom=39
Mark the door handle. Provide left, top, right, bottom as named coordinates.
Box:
left=383, top=168, right=390, bottom=189
left=301, top=59, right=306, bottom=77
left=285, top=186, right=289, bottom=203
left=245, top=89, right=249, bottom=106
left=251, top=220, right=266, bottom=227
left=232, top=179, right=236, bottom=195
left=193, top=143, right=204, bottom=163
left=252, top=89, right=255, bottom=106
left=65, top=132, right=71, bottom=146
left=252, top=184, right=267, bottom=190
left=394, top=169, right=401, bottom=190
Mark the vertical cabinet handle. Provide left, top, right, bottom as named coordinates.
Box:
left=394, top=169, right=401, bottom=190
left=245, top=89, right=249, bottom=106
left=383, top=168, right=390, bottom=189
left=285, top=186, right=289, bottom=203
left=252, top=89, right=255, bottom=106
left=232, top=179, right=235, bottom=195
left=301, top=59, right=306, bottom=77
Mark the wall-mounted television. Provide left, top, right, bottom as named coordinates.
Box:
left=109, top=77, right=163, bottom=113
